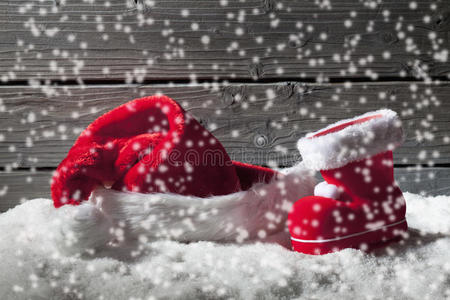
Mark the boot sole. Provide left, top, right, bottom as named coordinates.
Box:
left=290, top=218, right=408, bottom=255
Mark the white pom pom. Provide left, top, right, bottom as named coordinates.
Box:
left=314, top=181, right=341, bottom=199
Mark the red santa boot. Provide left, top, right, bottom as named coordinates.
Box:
left=288, top=109, right=408, bottom=255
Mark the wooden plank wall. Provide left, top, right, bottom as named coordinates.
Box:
left=0, top=0, right=449, bottom=211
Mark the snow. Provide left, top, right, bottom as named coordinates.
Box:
left=0, top=193, right=449, bottom=299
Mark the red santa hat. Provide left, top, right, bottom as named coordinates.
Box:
left=51, top=95, right=316, bottom=252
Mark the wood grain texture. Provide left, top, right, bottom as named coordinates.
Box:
left=0, top=0, right=449, bottom=81
left=395, top=167, right=450, bottom=196
left=1, top=167, right=448, bottom=212
left=0, top=82, right=448, bottom=168
left=0, top=171, right=52, bottom=212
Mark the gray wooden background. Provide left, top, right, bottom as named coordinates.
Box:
left=1, top=0, right=449, bottom=211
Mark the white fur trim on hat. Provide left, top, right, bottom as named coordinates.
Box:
left=297, top=109, right=404, bottom=171
left=57, top=163, right=316, bottom=252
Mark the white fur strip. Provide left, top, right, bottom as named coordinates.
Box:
left=297, top=109, right=404, bottom=170
left=59, top=163, right=316, bottom=251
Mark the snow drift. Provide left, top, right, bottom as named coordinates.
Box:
left=0, top=192, right=449, bottom=299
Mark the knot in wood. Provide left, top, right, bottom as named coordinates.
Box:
left=211, top=27, right=222, bottom=34
left=294, top=83, right=311, bottom=96
left=434, top=10, right=450, bottom=30
left=249, top=63, right=264, bottom=80
left=253, top=133, right=270, bottom=148
left=288, top=39, right=307, bottom=48
left=262, top=0, right=275, bottom=13
left=381, top=31, right=398, bottom=45
left=221, top=86, right=247, bottom=107
left=198, top=117, right=209, bottom=128
left=276, top=83, right=296, bottom=99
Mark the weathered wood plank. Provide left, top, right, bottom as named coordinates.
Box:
left=1, top=167, right=448, bottom=212
left=317, top=167, right=450, bottom=196
left=0, top=82, right=448, bottom=168
left=395, top=167, right=450, bottom=196
left=0, top=0, right=449, bottom=81
left=0, top=171, right=52, bottom=212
